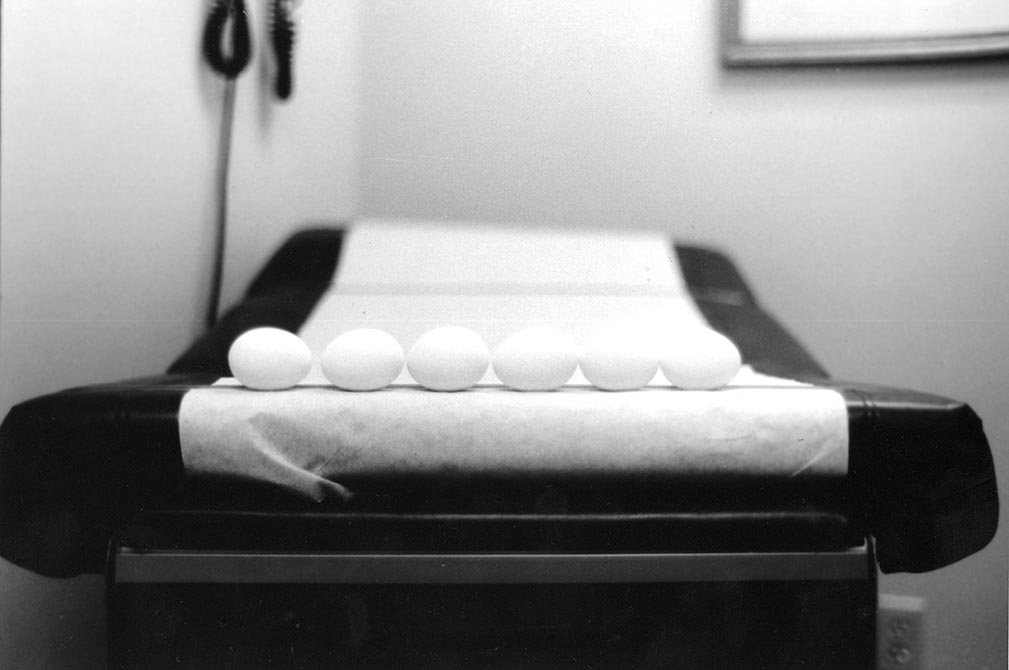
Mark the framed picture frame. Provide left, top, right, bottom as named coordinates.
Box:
left=722, top=0, right=1009, bottom=66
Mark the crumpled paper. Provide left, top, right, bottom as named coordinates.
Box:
left=179, top=382, right=848, bottom=501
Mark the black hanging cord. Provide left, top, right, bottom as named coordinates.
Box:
left=202, top=0, right=252, bottom=79
left=271, top=0, right=296, bottom=100
left=202, top=0, right=252, bottom=330
left=204, top=81, right=238, bottom=331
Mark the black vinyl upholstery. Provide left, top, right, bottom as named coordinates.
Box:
left=0, top=225, right=998, bottom=577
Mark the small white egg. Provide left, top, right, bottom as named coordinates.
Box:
left=227, top=327, right=312, bottom=390
left=492, top=326, right=578, bottom=391
left=579, top=328, right=659, bottom=391
left=322, top=328, right=404, bottom=391
left=659, top=327, right=742, bottom=390
left=407, top=326, right=490, bottom=391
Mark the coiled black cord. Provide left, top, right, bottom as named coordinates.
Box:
left=202, top=0, right=252, bottom=79
left=271, top=0, right=296, bottom=100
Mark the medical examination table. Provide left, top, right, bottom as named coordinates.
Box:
left=0, top=222, right=998, bottom=669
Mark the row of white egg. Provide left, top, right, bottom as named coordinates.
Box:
left=227, top=325, right=742, bottom=392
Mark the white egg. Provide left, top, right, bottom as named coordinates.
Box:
left=659, top=327, right=742, bottom=390
left=492, top=326, right=578, bottom=391
left=322, top=328, right=404, bottom=391
left=407, top=326, right=490, bottom=391
left=579, top=328, right=659, bottom=391
left=227, top=327, right=312, bottom=390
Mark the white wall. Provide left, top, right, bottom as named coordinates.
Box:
left=1, top=2, right=216, bottom=418
left=0, top=0, right=358, bottom=428
left=0, top=1, right=357, bottom=667
left=356, top=2, right=1008, bottom=669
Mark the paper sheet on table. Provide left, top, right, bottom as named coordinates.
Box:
left=296, top=220, right=706, bottom=386
left=178, top=221, right=849, bottom=500
left=180, top=381, right=849, bottom=501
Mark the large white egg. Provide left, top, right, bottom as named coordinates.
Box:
left=407, top=326, right=490, bottom=391
left=492, top=326, right=578, bottom=391
left=227, top=327, right=312, bottom=390
left=659, top=327, right=742, bottom=390
left=322, top=328, right=404, bottom=391
left=579, top=328, right=659, bottom=391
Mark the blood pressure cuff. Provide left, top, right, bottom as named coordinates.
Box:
left=0, top=227, right=998, bottom=577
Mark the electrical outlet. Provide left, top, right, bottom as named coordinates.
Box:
left=877, top=594, right=926, bottom=670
